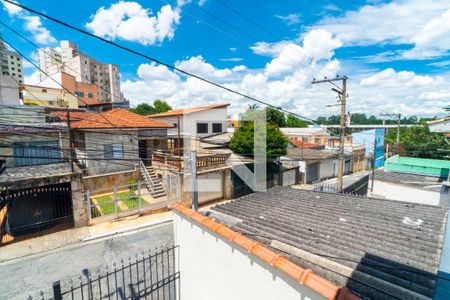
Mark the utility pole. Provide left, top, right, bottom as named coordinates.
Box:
left=380, top=113, right=401, bottom=155
left=189, top=150, right=198, bottom=211
left=66, top=107, right=74, bottom=173
left=312, top=75, right=348, bottom=193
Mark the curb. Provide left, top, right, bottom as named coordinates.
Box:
left=81, top=218, right=172, bottom=242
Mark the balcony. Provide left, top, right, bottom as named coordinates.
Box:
left=151, top=151, right=231, bottom=171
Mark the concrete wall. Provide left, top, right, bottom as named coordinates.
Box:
left=0, top=131, right=70, bottom=167
left=369, top=180, right=449, bottom=207
left=82, top=130, right=138, bottom=175
left=71, top=173, right=88, bottom=227
left=82, top=168, right=140, bottom=192
left=0, top=75, right=20, bottom=105
left=173, top=211, right=326, bottom=300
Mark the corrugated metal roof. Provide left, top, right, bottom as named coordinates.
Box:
left=209, top=187, right=448, bottom=299
left=374, top=170, right=444, bottom=192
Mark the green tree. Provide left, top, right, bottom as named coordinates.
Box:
left=265, top=107, right=286, bottom=127
left=286, top=114, right=308, bottom=128
left=153, top=99, right=172, bottom=113
left=130, top=103, right=155, bottom=115
left=130, top=100, right=172, bottom=115
left=386, top=125, right=449, bottom=160
left=229, top=122, right=288, bottom=157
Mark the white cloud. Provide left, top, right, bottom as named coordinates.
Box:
left=219, top=57, right=243, bottom=62
left=122, top=28, right=450, bottom=118
left=313, top=0, right=450, bottom=60
left=275, top=13, right=301, bottom=25
left=85, top=1, right=181, bottom=45
left=428, top=60, right=450, bottom=67
left=24, top=70, right=41, bottom=85
left=2, top=0, right=56, bottom=45
left=175, top=55, right=233, bottom=79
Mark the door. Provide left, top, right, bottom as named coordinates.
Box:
left=138, top=140, right=149, bottom=165
left=306, top=162, right=319, bottom=183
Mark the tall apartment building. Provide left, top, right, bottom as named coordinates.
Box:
left=0, top=37, right=24, bottom=83
left=38, top=40, right=123, bottom=103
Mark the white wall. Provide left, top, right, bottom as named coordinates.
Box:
left=0, top=75, right=20, bottom=105
left=173, top=211, right=327, bottom=300
left=369, top=181, right=449, bottom=207
left=319, top=159, right=337, bottom=179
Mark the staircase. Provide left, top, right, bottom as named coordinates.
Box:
left=140, top=160, right=167, bottom=199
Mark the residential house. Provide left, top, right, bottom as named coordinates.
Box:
left=428, top=116, right=450, bottom=133
left=280, top=142, right=352, bottom=183
left=149, top=103, right=230, bottom=151
left=20, top=83, right=79, bottom=108
left=67, top=108, right=173, bottom=175
left=280, top=126, right=331, bottom=145
left=0, top=122, right=86, bottom=243
left=369, top=156, right=450, bottom=206
left=172, top=186, right=450, bottom=299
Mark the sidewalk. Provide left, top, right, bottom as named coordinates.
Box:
left=0, top=210, right=173, bottom=263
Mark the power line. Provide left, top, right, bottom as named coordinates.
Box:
left=2, top=0, right=320, bottom=127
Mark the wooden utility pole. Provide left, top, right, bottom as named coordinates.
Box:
left=312, top=76, right=348, bottom=193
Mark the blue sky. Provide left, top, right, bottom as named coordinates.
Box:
left=2, top=0, right=450, bottom=117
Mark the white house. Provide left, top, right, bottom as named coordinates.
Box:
left=280, top=127, right=331, bottom=145
left=428, top=116, right=450, bottom=133
left=149, top=103, right=229, bottom=150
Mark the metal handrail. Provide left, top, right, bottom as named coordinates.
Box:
left=140, top=159, right=156, bottom=194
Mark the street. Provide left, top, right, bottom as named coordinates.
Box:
left=0, top=222, right=173, bottom=299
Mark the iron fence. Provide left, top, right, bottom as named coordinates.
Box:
left=51, top=245, right=179, bottom=300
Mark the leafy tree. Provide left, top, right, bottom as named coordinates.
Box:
left=229, top=122, right=288, bottom=157
left=386, top=125, right=448, bottom=160
left=130, top=100, right=172, bottom=115
left=316, top=116, right=328, bottom=125
left=265, top=107, right=286, bottom=127
left=286, top=114, right=308, bottom=128
left=130, top=103, right=155, bottom=115
left=153, top=99, right=172, bottom=113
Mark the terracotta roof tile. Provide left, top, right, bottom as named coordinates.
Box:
left=70, top=108, right=173, bottom=129
left=171, top=202, right=360, bottom=300
left=149, top=103, right=230, bottom=117
left=51, top=111, right=96, bottom=122
left=289, top=139, right=323, bottom=149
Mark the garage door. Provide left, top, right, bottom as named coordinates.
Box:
left=306, top=162, right=319, bottom=183
left=198, top=171, right=224, bottom=204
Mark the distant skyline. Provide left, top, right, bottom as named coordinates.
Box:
left=2, top=0, right=450, bottom=117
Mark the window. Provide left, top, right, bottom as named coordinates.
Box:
left=212, top=123, right=223, bottom=133
left=88, top=93, right=93, bottom=98
left=104, top=143, right=123, bottom=159
left=197, top=123, right=208, bottom=134
left=74, top=91, right=84, bottom=97
left=42, top=89, right=47, bottom=93
left=14, top=140, right=62, bottom=166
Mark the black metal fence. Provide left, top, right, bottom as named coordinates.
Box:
left=52, top=245, right=178, bottom=300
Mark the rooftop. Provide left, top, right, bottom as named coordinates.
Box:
left=374, top=169, right=444, bottom=193
left=208, top=187, right=448, bottom=299
left=286, top=146, right=337, bottom=160
left=289, top=139, right=323, bottom=149
left=385, top=156, right=450, bottom=178
left=149, top=103, right=230, bottom=117
left=427, top=116, right=450, bottom=125
left=50, top=110, right=96, bottom=122
left=0, top=162, right=74, bottom=185
left=280, top=127, right=329, bottom=135
left=70, top=108, right=173, bottom=129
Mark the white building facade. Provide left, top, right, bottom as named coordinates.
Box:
left=38, top=40, right=123, bottom=103
left=0, top=38, right=23, bottom=84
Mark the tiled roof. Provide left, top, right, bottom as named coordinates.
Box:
left=50, top=110, right=96, bottom=122
left=209, top=187, right=448, bottom=299
left=78, top=99, right=108, bottom=106
left=70, top=108, right=173, bottom=129
left=149, top=103, right=230, bottom=117
left=374, top=170, right=444, bottom=192
left=289, top=139, right=323, bottom=149
left=171, top=202, right=360, bottom=300
left=287, top=146, right=337, bottom=160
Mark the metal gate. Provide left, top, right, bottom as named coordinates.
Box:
left=4, top=183, right=73, bottom=236
left=51, top=246, right=179, bottom=300
left=306, top=162, right=319, bottom=183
